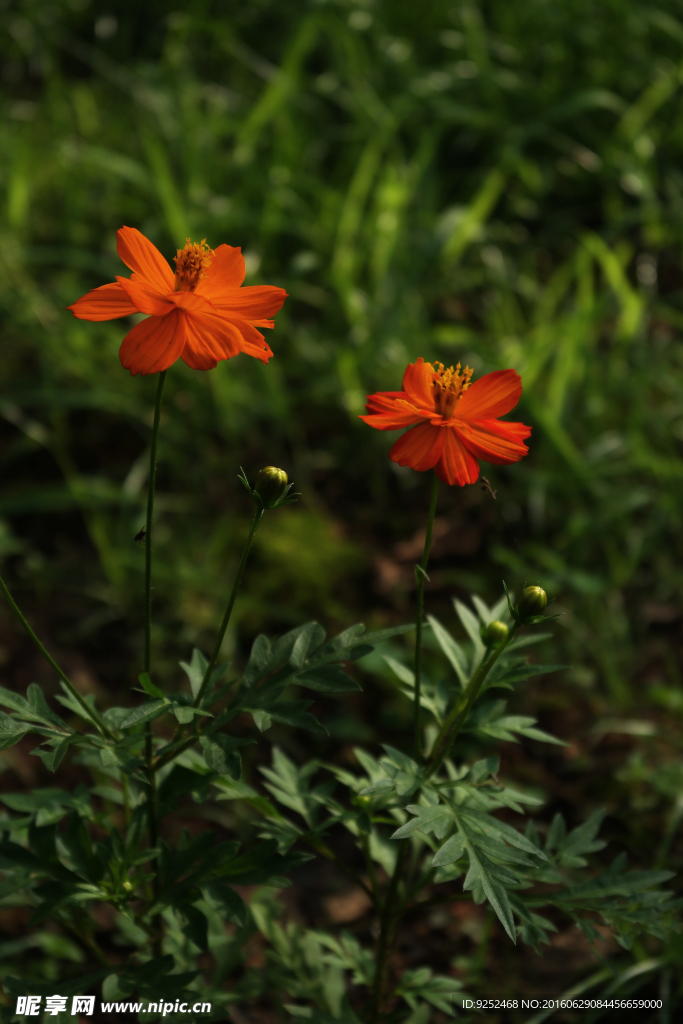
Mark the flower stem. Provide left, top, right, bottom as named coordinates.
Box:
left=425, top=624, right=519, bottom=778
left=144, top=370, right=166, bottom=675
left=0, top=572, right=114, bottom=741
left=413, top=472, right=439, bottom=762
left=192, top=507, right=264, bottom=709
left=142, top=369, right=166, bottom=957
left=369, top=841, right=408, bottom=1023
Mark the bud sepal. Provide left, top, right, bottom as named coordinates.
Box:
left=238, top=466, right=299, bottom=510
left=503, top=580, right=556, bottom=626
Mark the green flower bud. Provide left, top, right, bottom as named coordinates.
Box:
left=483, top=620, right=509, bottom=646
left=517, top=585, right=548, bottom=620
left=254, top=466, right=289, bottom=508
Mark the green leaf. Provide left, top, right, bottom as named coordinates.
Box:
left=380, top=745, right=425, bottom=796
left=61, top=815, right=100, bottom=883
left=201, top=881, right=248, bottom=926
left=177, top=903, right=208, bottom=952
left=30, top=736, right=72, bottom=772
left=243, top=699, right=327, bottom=735
left=432, top=831, right=467, bottom=867
left=157, top=766, right=217, bottom=816
left=138, top=672, right=164, bottom=699
left=0, top=710, right=28, bottom=751
left=295, top=665, right=362, bottom=693
left=459, top=808, right=548, bottom=860
left=120, top=699, right=170, bottom=729
left=242, top=634, right=273, bottom=688
left=554, top=809, right=607, bottom=866
left=461, top=841, right=516, bottom=943
left=453, top=600, right=486, bottom=666
left=290, top=622, right=327, bottom=668
left=252, top=710, right=272, bottom=732
left=172, top=705, right=195, bottom=725
left=179, top=648, right=229, bottom=703
left=27, top=684, right=65, bottom=728
left=200, top=733, right=253, bottom=780
left=392, top=804, right=453, bottom=841
left=427, top=615, right=468, bottom=685
left=0, top=686, right=31, bottom=716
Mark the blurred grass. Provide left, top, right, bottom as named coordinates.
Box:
left=1, top=0, right=683, bottom=878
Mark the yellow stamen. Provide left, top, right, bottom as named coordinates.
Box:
left=173, top=238, right=214, bottom=292
left=432, top=360, right=473, bottom=418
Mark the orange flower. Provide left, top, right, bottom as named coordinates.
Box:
left=360, top=358, right=531, bottom=486
left=67, top=226, right=288, bottom=375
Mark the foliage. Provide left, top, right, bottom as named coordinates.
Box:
left=1, top=0, right=683, bottom=1018
left=0, top=591, right=678, bottom=1017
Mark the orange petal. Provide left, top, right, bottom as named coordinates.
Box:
left=181, top=311, right=244, bottom=370
left=207, top=284, right=288, bottom=319
left=389, top=422, right=445, bottom=472
left=116, top=226, right=174, bottom=294
left=402, top=358, right=437, bottom=411
left=67, top=282, right=138, bottom=321
left=360, top=393, right=425, bottom=430
left=435, top=427, right=480, bottom=486
left=116, top=276, right=175, bottom=316
left=454, top=418, right=531, bottom=465
left=119, top=310, right=186, bottom=376
left=365, top=390, right=409, bottom=412
left=456, top=369, right=522, bottom=420
left=167, top=291, right=215, bottom=313
left=211, top=315, right=275, bottom=362
left=195, top=244, right=246, bottom=298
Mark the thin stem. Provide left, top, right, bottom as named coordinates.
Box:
left=360, top=833, right=381, bottom=908
left=192, top=508, right=264, bottom=709
left=142, top=369, right=166, bottom=958
left=425, top=624, right=519, bottom=779
left=307, top=837, right=374, bottom=903
left=0, top=572, right=114, bottom=741
left=413, top=472, right=439, bottom=762
left=144, top=370, right=166, bottom=675
left=370, top=841, right=408, bottom=1023
left=121, top=773, right=131, bottom=827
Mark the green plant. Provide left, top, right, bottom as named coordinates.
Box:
left=0, top=348, right=678, bottom=1018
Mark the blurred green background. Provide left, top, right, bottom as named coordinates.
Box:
left=1, top=0, right=683, bottom=991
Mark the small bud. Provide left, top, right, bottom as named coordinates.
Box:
left=254, top=466, right=289, bottom=508
left=483, top=620, right=509, bottom=646
left=517, top=585, right=548, bottom=620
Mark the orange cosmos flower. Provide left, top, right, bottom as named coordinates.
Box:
left=360, top=357, right=531, bottom=486
left=67, top=226, right=288, bottom=375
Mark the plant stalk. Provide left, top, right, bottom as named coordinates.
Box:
left=0, top=573, right=114, bottom=741
left=369, top=841, right=408, bottom=1022
left=425, top=624, right=519, bottom=778
left=144, top=370, right=166, bottom=676
left=413, top=471, right=439, bottom=763
left=192, top=507, right=264, bottom=709
left=142, top=369, right=166, bottom=957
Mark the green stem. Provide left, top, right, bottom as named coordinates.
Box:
left=370, top=841, right=408, bottom=1023
left=142, top=369, right=166, bottom=957
left=413, top=472, right=439, bottom=762
left=192, top=508, right=264, bottom=709
left=0, top=572, right=114, bottom=741
left=144, top=370, right=166, bottom=675
left=425, top=624, right=519, bottom=779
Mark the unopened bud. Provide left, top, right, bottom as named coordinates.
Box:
left=254, top=466, right=289, bottom=508
left=483, top=620, right=509, bottom=646
left=518, top=586, right=547, bottom=619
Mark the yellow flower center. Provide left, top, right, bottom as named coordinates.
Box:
left=432, top=360, right=473, bottom=418
left=173, top=238, right=214, bottom=291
